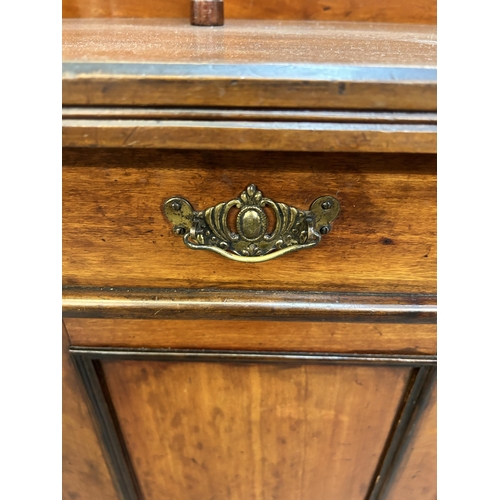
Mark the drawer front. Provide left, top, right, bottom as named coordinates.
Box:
left=63, top=148, right=436, bottom=293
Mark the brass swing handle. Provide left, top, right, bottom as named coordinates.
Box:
left=163, top=184, right=340, bottom=263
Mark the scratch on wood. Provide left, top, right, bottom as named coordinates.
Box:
left=123, top=127, right=138, bottom=146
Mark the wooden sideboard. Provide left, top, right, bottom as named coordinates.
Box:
left=62, top=17, right=437, bottom=500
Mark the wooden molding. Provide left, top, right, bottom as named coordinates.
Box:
left=62, top=118, right=436, bottom=153
left=62, top=288, right=437, bottom=323
left=62, top=20, right=436, bottom=111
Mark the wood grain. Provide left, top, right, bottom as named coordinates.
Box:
left=63, top=0, right=436, bottom=24
left=63, top=149, right=436, bottom=293
left=62, top=288, right=437, bottom=323
left=62, top=20, right=436, bottom=111
left=62, top=120, right=436, bottom=154
left=385, top=379, right=437, bottom=500
left=65, top=318, right=437, bottom=354
left=102, top=359, right=412, bottom=500
left=62, top=323, right=118, bottom=500
left=63, top=20, right=436, bottom=66
left=62, top=76, right=436, bottom=111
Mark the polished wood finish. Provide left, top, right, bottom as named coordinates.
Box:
left=63, top=149, right=436, bottom=293
left=62, top=108, right=437, bottom=153
left=65, top=318, right=437, bottom=354
left=62, top=324, right=118, bottom=500
left=63, top=73, right=436, bottom=112
left=62, top=20, right=436, bottom=111
left=62, top=20, right=436, bottom=65
left=102, top=359, right=411, bottom=500
left=62, top=289, right=437, bottom=324
left=63, top=0, right=436, bottom=24
left=62, top=120, right=436, bottom=154
left=62, top=15, right=437, bottom=499
left=385, top=380, right=437, bottom=500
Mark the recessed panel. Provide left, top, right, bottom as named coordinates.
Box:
left=102, top=360, right=411, bottom=500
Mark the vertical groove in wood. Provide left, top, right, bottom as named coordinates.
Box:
left=365, top=366, right=436, bottom=500
left=69, top=347, right=434, bottom=500
left=71, top=354, right=143, bottom=500
left=63, top=323, right=120, bottom=500
left=383, top=379, right=436, bottom=500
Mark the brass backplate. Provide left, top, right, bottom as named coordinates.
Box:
left=163, top=184, right=340, bottom=263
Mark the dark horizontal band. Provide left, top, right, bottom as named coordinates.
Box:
left=70, top=346, right=436, bottom=366
left=62, top=288, right=437, bottom=324
left=62, top=107, right=437, bottom=125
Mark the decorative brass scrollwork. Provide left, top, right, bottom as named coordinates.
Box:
left=163, top=184, right=340, bottom=263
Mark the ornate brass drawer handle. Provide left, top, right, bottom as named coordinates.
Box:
left=163, top=184, right=340, bottom=263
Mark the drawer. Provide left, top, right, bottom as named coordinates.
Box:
left=63, top=148, right=436, bottom=293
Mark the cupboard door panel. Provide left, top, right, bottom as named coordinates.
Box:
left=102, top=360, right=411, bottom=500
left=385, top=379, right=437, bottom=500
left=62, top=324, right=119, bottom=500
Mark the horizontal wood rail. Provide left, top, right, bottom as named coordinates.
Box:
left=63, top=288, right=437, bottom=323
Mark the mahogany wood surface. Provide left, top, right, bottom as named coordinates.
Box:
left=62, top=20, right=436, bottom=111
left=62, top=120, right=436, bottom=154
left=385, top=379, right=437, bottom=499
left=63, top=0, right=436, bottom=24
left=63, top=288, right=436, bottom=325
left=63, top=75, right=436, bottom=112
left=63, top=149, right=436, bottom=293
left=63, top=20, right=436, bottom=65
left=62, top=11, right=437, bottom=500
left=102, top=359, right=411, bottom=500
left=62, top=324, right=118, bottom=500
left=65, top=318, right=437, bottom=354
left=62, top=108, right=437, bottom=153
left=62, top=288, right=437, bottom=324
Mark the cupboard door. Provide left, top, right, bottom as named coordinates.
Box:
left=385, top=380, right=437, bottom=500
left=62, top=325, right=119, bottom=500
left=101, top=360, right=412, bottom=500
